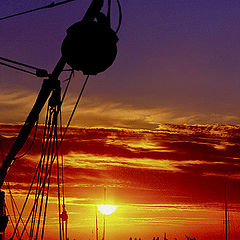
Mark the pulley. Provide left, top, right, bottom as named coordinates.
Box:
left=61, top=13, right=118, bottom=75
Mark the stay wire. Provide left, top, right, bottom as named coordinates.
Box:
left=0, top=61, right=36, bottom=76
left=30, top=105, right=50, bottom=239
left=11, top=73, right=88, bottom=240
left=20, top=100, right=63, bottom=239
left=10, top=153, right=44, bottom=239
left=20, top=111, right=53, bottom=240
left=7, top=182, right=30, bottom=238
left=0, top=56, right=44, bottom=71
left=61, top=74, right=90, bottom=141
left=30, top=107, right=51, bottom=240
left=31, top=108, right=53, bottom=240
left=115, top=0, right=122, bottom=33
left=0, top=0, right=77, bottom=21
left=35, top=111, right=54, bottom=240
left=14, top=118, right=38, bottom=160
left=47, top=75, right=90, bottom=181
left=42, top=109, right=59, bottom=239
left=107, top=0, right=111, bottom=27
left=11, top=107, right=51, bottom=239
left=5, top=205, right=21, bottom=239
left=5, top=183, right=21, bottom=239
left=11, top=71, right=73, bottom=239
left=40, top=117, right=57, bottom=240
left=57, top=137, right=63, bottom=240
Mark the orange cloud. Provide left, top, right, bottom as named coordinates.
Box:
left=1, top=124, right=240, bottom=239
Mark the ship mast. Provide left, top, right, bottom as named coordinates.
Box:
left=0, top=0, right=120, bottom=237
left=225, top=183, right=228, bottom=240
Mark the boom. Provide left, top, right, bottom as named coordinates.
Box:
left=0, top=0, right=104, bottom=190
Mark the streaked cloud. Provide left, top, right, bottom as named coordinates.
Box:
left=2, top=124, right=240, bottom=239
left=2, top=90, right=240, bottom=129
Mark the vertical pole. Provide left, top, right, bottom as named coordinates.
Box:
left=96, top=208, right=99, bottom=240
left=102, top=188, right=106, bottom=240
left=102, top=215, right=105, bottom=240
left=62, top=217, right=65, bottom=240
left=225, top=183, right=227, bottom=240
left=65, top=218, right=68, bottom=240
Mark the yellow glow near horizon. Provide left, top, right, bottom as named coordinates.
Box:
left=97, top=204, right=117, bottom=215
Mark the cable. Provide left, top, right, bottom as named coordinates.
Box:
left=0, top=61, right=36, bottom=76
left=115, top=0, right=122, bottom=33
left=5, top=205, right=21, bottom=239
left=11, top=74, right=89, bottom=239
left=0, top=56, right=44, bottom=71
left=10, top=72, right=74, bottom=240
left=107, top=0, right=112, bottom=27
left=0, top=0, right=77, bottom=21
left=14, top=119, right=38, bottom=160
left=0, top=56, right=49, bottom=77
left=61, top=75, right=89, bottom=140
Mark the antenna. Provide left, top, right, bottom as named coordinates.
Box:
left=96, top=208, right=99, bottom=240
left=225, top=183, right=228, bottom=240
left=102, top=188, right=106, bottom=240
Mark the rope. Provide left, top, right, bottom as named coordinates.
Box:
left=0, top=61, right=36, bottom=76
left=27, top=74, right=89, bottom=238
left=61, top=75, right=89, bottom=140
left=5, top=180, right=30, bottom=237
left=0, top=0, right=77, bottom=21
left=115, top=0, right=122, bottom=33
left=11, top=74, right=89, bottom=239
left=14, top=118, right=38, bottom=160
left=0, top=56, right=44, bottom=71
left=57, top=141, right=63, bottom=240
left=40, top=110, right=58, bottom=240
left=42, top=74, right=90, bottom=190
left=30, top=107, right=51, bottom=240
left=30, top=104, right=50, bottom=240
left=10, top=158, right=43, bottom=239
left=5, top=205, right=21, bottom=239
left=107, top=0, right=112, bottom=27
left=35, top=110, right=54, bottom=240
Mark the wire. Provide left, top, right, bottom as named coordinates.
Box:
left=0, top=56, right=43, bottom=71
left=11, top=74, right=89, bottom=239
left=61, top=75, right=89, bottom=140
left=10, top=72, right=74, bottom=240
left=115, top=0, right=122, bottom=33
left=0, top=61, right=36, bottom=76
left=5, top=205, right=21, bottom=239
left=107, top=0, right=111, bottom=27
left=0, top=56, right=49, bottom=77
left=14, top=119, right=39, bottom=160
left=6, top=180, right=30, bottom=237
left=0, top=0, right=77, bottom=21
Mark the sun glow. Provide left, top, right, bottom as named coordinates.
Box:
left=97, top=204, right=117, bottom=215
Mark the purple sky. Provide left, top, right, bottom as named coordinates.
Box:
left=1, top=0, right=240, bottom=128
left=1, top=2, right=240, bottom=239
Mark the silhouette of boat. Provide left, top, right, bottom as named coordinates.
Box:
left=0, top=0, right=121, bottom=239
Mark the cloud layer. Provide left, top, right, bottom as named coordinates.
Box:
left=1, top=124, right=240, bottom=239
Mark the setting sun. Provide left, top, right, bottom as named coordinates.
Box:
left=97, top=204, right=117, bottom=215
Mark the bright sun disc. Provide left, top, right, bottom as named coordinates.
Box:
left=97, top=204, right=117, bottom=215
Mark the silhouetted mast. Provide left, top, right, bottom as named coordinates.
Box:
left=102, top=188, right=106, bottom=240
left=225, top=183, right=228, bottom=240
left=0, top=0, right=106, bottom=191
left=0, top=0, right=119, bottom=237
left=96, top=207, right=99, bottom=240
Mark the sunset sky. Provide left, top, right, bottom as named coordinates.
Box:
left=1, top=1, right=240, bottom=240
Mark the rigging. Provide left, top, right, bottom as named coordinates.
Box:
left=0, top=0, right=77, bottom=21
left=0, top=0, right=122, bottom=238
